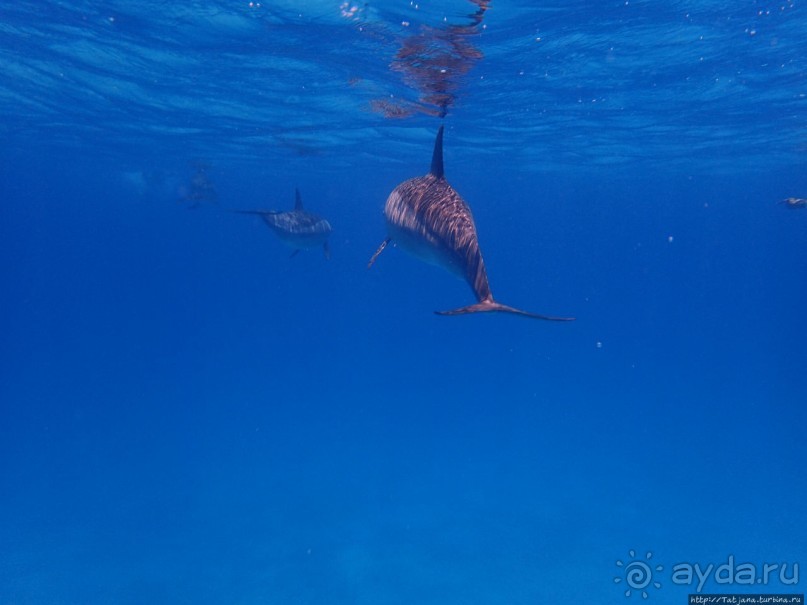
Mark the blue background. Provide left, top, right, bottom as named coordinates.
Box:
left=1, top=1, right=805, bottom=603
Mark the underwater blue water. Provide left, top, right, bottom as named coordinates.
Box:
left=1, top=1, right=806, bottom=604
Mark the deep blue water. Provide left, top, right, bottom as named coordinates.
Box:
left=1, top=1, right=806, bottom=604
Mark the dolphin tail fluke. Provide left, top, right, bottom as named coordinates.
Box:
left=435, top=299, right=575, bottom=321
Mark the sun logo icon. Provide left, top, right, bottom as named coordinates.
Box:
left=614, top=550, right=663, bottom=599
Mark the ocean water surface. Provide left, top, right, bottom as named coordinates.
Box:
left=1, top=1, right=806, bottom=604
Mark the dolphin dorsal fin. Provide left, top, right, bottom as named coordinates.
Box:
left=294, top=188, right=304, bottom=210
left=430, top=125, right=445, bottom=179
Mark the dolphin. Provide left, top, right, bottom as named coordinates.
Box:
left=234, top=188, right=332, bottom=258
left=781, top=197, right=807, bottom=209
left=368, top=125, right=573, bottom=321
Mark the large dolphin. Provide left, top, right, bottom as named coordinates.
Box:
left=369, top=125, right=573, bottom=321
left=234, top=188, right=332, bottom=259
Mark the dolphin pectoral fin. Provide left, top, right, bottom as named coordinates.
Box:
left=435, top=300, right=575, bottom=321
left=367, top=238, right=391, bottom=269
left=323, top=241, right=331, bottom=260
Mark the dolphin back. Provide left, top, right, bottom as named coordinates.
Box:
left=385, top=174, right=492, bottom=299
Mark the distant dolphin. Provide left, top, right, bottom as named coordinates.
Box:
left=368, top=125, right=573, bottom=321
left=234, top=188, right=332, bottom=258
left=781, top=197, right=807, bottom=209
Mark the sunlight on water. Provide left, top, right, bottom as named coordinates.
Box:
left=0, top=0, right=803, bottom=172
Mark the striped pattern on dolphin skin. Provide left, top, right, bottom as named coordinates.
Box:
left=233, top=188, right=333, bottom=259
left=369, top=125, right=574, bottom=321
left=384, top=173, right=492, bottom=301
